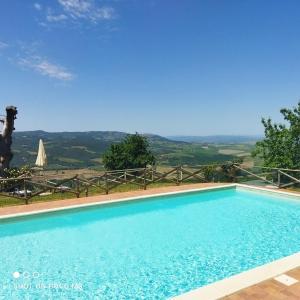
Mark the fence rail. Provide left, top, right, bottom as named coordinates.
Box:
left=0, top=164, right=300, bottom=205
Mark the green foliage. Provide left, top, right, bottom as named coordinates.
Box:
left=3, top=165, right=32, bottom=178
left=220, top=159, right=243, bottom=182
left=201, top=165, right=217, bottom=181
left=1, top=166, right=32, bottom=192
left=103, top=133, right=156, bottom=170
left=253, top=102, right=300, bottom=169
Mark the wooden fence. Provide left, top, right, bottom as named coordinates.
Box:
left=0, top=164, right=299, bottom=205
left=234, top=165, right=300, bottom=188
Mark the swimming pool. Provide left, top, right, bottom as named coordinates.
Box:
left=1, top=185, right=300, bottom=299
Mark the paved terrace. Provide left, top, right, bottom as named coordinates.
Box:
left=1, top=183, right=300, bottom=299
left=224, top=267, right=300, bottom=300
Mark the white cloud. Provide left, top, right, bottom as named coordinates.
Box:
left=0, top=41, right=8, bottom=49
left=34, top=0, right=116, bottom=28
left=57, top=0, right=115, bottom=22
left=58, top=0, right=92, bottom=16
left=34, top=3, right=42, bottom=10
left=46, top=13, right=68, bottom=22
left=94, top=7, right=115, bottom=21
left=18, top=56, right=75, bottom=81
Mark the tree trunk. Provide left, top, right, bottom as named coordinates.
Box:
left=0, top=106, right=18, bottom=176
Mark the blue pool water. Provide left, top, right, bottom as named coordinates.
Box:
left=1, top=187, right=300, bottom=299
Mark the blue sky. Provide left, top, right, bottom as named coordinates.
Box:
left=0, top=0, right=299, bottom=136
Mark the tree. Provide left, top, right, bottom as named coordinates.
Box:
left=220, top=159, right=243, bottom=182
left=103, top=133, right=156, bottom=170
left=0, top=106, right=18, bottom=176
left=3, top=165, right=32, bottom=178
left=253, top=102, right=300, bottom=169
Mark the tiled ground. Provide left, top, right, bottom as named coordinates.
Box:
left=224, top=267, right=300, bottom=299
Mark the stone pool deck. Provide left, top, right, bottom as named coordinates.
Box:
left=224, top=267, right=300, bottom=300
left=1, top=182, right=300, bottom=299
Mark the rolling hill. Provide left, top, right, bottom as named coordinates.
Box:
left=11, top=131, right=252, bottom=169
left=167, top=135, right=262, bottom=144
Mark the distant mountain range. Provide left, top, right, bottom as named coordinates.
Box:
left=11, top=131, right=256, bottom=169
left=167, top=135, right=262, bottom=144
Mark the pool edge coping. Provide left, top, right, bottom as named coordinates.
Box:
left=236, top=183, right=300, bottom=199
left=171, top=252, right=300, bottom=300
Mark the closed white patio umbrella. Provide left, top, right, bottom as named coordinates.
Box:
left=35, top=139, right=47, bottom=168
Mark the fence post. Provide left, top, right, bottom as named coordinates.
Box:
left=105, top=172, right=109, bottom=194
left=24, top=179, right=28, bottom=205
left=178, top=165, right=183, bottom=185
left=278, top=171, right=281, bottom=188
left=143, top=168, right=147, bottom=190
left=85, top=186, right=89, bottom=197
left=76, top=178, right=80, bottom=198
left=176, top=166, right=180, bottom=186
left=151, top=166, right=154, bottom=182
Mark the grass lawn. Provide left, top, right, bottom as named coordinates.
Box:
left=0, top=181, right=186, bottom=208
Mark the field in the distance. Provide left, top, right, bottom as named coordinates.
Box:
left=11, top=131, right=258, bottom=169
